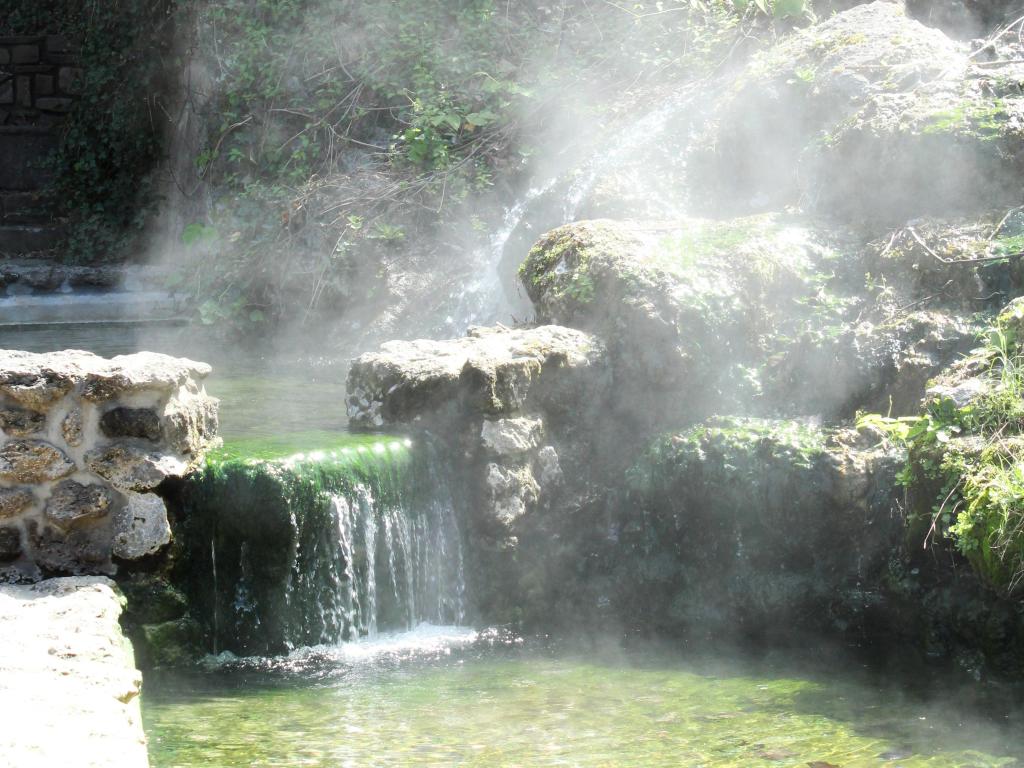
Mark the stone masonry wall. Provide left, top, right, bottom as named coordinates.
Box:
left=0, top=35, right=81, bottom=252
left=0, top=35, right=80, bottom=128
left=0, top=350, right=218, bottom=581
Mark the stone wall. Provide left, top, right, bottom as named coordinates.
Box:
left=0, top=35, right=79, bottom=128
left=0, top=35, right=80, bottom=253
left=0, top=350, right=218, bottom=581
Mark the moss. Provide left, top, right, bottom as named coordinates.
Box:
left=921, top=100, right=1008, bottom=141
left=141, top=618, right=203, bottom=668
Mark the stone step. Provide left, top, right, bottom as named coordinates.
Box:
left=0, top=223, right=63, bottom=254
left=0, top=290, right=185, bottom=325
left=0, top=191, right=51, bottom=225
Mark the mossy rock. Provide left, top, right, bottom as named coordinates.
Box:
left=691, top=2, right=1024, bottom=222
left=140, top=617, right=203, bottom=669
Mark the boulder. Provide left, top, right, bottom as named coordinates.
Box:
left=99, top=407, right=161, bottom=441
left=347, top=325, right=608, bottom=428
left=691, top=1, right=1024, bottom=222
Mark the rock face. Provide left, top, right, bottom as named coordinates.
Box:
left=691, top=1, right=1024, bottom=222
left=348, top=324, right=610, bottom=620
left=0, top=349, right=219, bottom=580
left=347, top=325, right=607, bottom=428
left=0, top=577, right=148, bottom=767
left=521, top=217, right=985, bottom=423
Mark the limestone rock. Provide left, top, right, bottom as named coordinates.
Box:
left=99, top=407, right=161, bottom=441
left=0, top=349, right=212, bottom=406
left=0, top=405, right=46, bottom=436
left=0, top=440, right=75, bottom=484
left=44, top=480, right=114, bottom=528
left=536, top=446, right=563, bottom=487
left=481, top=417, right=543, bottom=456
left=85, top=444, right=187, bottom=492
left=29, top=521, right=113, bottom=574
left=0, top=486, right=34, bottom=520
left=111, top=492, right=171, bottom=560
left=347, top=325, right=607, bottom=427
left=485, top=462, right=540, bottom=526
left=162, top=392, right=220, bottom=455
left=61, top=408, right=83, bottom=447
left=0, top=577, right=148, bottom=766
left=691, top=1, right=1024, bottom=222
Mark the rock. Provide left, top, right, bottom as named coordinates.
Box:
left=347, top=325, right=608, bottom=427
left=521, top=217, right=843, bottom=422
left=485, top=462, right=540, bottom=526
left=61, top=408, right=83, bottom=447
left=0, top=405, right=46, bottom=436
left=0, top=486, right=35, bottom=520
left=0, top=349, right=212, bottom=407
left=0, top=577, right=148, bottom=766
left=536, top=445, right=563, bottom=486
left=44, top=480, right=114, bottom=528
left=99, top=407, right=161, bottom=441
left=85, top=444, right=187, bottom=492
left=162, top=392, right=220, bottom=455
left=111, top=493, right=171, bottom=560
left=481, top=417, right=543, bottom=456
left=0, top=526, right=22, bottom=560
left=0, top=440, right=76, bottom=484
left=140, top=618, right=201, bottom=668
left=28, top=521, right=113, bottom=574
left=691, top=1, right=1024, bottom=222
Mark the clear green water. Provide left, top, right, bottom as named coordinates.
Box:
left=0, top=323, right=349, bottom=440
left=143, top=633, right=1024, bottom=768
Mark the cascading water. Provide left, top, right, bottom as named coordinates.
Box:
left=176, top=436, right=467, bottom=657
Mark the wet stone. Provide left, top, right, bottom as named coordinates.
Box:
left=0, top=526, right=21, bottom=561
left=85, top=444, right=186, bottom=492
left=29, top=521, right=113, bottom=573
left=61, top=409, right=83, bottom=447
left=112, top=493, right=171, bottom=560
left=11, top=45, right=39, bottom=64
left=0, top=487, right=34, bottom=520
left=0, top=405, right=46, bottom=437
left=45, top=480, right=114, bottom=528
left=0, top=440, right=76, bottom=484
left=100, top=407, right=161, bottom=442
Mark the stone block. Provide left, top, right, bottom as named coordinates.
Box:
left=0, top=405, right=46, bottom=436
left=100, top=407, right=161, bottom=441
left=35, top=97, right=72, bottom=113
left=0, top=79, right=12, bottom=105
left=45, top=480, right=114, bottom=528
left=58, top=67, right=82, bottom=95
left=0, top=49, right=10, bottom=65
left=45, top=35, right=69, bottom=54
left=14, top=76, right=30, bottom=108
left=11, top=45, right=38, bottom=65
left=112, top=493, right=171, bottom=560
left=34, top=74, right=53, bottom=96
left=0, top=487, right=34, bottom=520
left=0, top=440, right=75, bottom=484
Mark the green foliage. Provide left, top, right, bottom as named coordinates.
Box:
left=859, top=313, right=1024, bottom=592
left=2, top=0, right=181, bottom=263
left=733, top=0, right=811, bottom=20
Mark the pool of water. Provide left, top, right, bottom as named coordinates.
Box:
left=143, top=631, right=1024, bottom=768
left=0, top=323, right=350, bottom=440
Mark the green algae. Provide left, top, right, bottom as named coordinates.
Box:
left=143, top=646, right=1024, bottom=767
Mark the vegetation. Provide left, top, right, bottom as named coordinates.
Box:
left=1, top=0, right=181, bottom=263
left=858, top=304, right=1024, bottom=592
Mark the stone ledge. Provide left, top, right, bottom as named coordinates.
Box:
left=0, top=576, right=149, bottom=767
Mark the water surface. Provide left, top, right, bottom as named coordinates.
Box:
left=144, top=632, right=1024, bottom=768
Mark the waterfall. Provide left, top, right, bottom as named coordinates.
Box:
left=178, top=437, right=467, bottom=657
